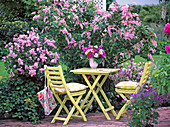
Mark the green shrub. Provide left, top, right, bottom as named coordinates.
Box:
left=150, top=53, right=170, bottom=94
left=139, top=5, right=162, bottom=24
left=0, top=76, right=44, bottom=123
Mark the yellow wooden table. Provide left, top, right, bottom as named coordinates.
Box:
left=70, top=68, right=120, bottom=120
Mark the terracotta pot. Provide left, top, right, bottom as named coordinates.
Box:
left=89, top=58, right=98, bottom=69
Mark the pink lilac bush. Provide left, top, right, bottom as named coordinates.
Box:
left=2, top=27, right=60, bottom=77
left=32, top=0, right=157, bottom=71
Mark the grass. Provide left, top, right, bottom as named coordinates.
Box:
left=134, top=55, right=161, bottom=63
left=0, top=60, right=8, bottom=79
left=0, top=55, right=161, bottom=80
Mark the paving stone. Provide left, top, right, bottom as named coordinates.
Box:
left=0, top=107, right=170, bottom=127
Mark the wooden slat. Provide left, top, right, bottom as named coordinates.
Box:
left=71, top=115, right=83, bottom=119
left=51, top=81, right=63, bottom=84
left=55, top=117, right=66, bottom=121
left=49, top=76, right=61, bottom=80
left=48, top=71, right=60, bottom=75
left=47, top=67, right=60, bottom=70
left=105, top=106, right=114, bottom=112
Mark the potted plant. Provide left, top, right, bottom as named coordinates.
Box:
left=82, top=45, right=106, bottom=69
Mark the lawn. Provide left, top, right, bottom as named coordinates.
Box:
left=0, top=60, right=8, bottom=79
left=0, top=55, right=161, bottom=80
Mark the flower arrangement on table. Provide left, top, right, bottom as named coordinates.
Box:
left=82, top=45, right=106, bottom=65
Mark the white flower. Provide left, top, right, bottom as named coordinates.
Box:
left=94, top=45, right=98, bottom=49
left=99, top=49, right=103, bottom=55
left=89, top=49, right=93, bottom=52
left=94, top=53, right=99, bottom=58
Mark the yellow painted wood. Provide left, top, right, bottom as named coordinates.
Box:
left=54, top=117, right=66, bottom=121
left=71, top=68, right=120, bottom=120
left=45, top=65, right=87, bottom=125
left=105, top=106, right=114, bottom=112
left=115, top=61, right=152, bottom=120
left=70, top=68, right=120, bottom=75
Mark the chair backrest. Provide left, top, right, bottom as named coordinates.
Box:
left=44, top=65, right=69, bottom=93
left=137, top=61, right=152, bottom=90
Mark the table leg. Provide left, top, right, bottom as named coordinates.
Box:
left=75, top=74, right=101, bottom=115
left=84, top=74, right=112, bottom=120
left=90, top=75, right=117, bottom=117
left=83, top=74, right=108, bottom=114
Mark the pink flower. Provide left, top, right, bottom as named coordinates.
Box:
left=33, top=15, right=41, bottom=21
left=10, top=71, right=15, bottom=77
left=165, top=45, right=170, bottom=53
left=151, top=38, right=157, bottom=47
left=29, top=70, right=36, bottom=77
left=82, top=47, right=90, bottom=52
left=81, top=31, right=87, bottom=37
left=120, top=53, right=125, bottom=58
left=17, top=68, right=25, bottom=74
left=148, top=54, right=154, bottom=61
left=93, top=25, right=99, bottom=33
left=18, top=58, right=23, bottom=65
left=25, top=65, right=29, bottom=70
left=40, top=54, right=47, bottom=62
left=34, top=62, right=39, bottom=69
left=164, top=23, right=170, bottom=35
left=87, top=52, right=92, bottom=58
left=101, top=51, right=106, bottom=57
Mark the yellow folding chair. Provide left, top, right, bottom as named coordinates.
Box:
left=44, top=65, right=88, bottom=125
left=115, top=61, right=152, bottom=120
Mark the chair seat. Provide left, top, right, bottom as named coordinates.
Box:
left=54, top=83, right=88, bottom=93
left=115, top=81, right=138, bottom=90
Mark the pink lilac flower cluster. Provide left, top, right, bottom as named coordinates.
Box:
left=32, top=0, right=157, bottom=64
left=109, top=59, right=151, bottom=85
left=2, top=27, right=60, bottom=77
left=164, top=23, right=170, bottom=35
left=82, top=45, right=106, bottom=59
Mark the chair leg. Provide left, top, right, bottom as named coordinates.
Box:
left=63, top=95, right=87, bottom=125
left=116, top=93, right=131, bottom=120
left=116, top=102, right=128, bottom=120
left=73, top=95, right=87, bottom=122
left=51, top=96, right=68, bottom=123
left=54, top=94, right=70, bottom=115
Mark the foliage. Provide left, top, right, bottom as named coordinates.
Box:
left=0, top=20, right=29, bottom=42
left=0, top=76, right=44, bottom=123
left=1, top=27, right=61, bottom=122
left=126, top=87, right=163, bottom=127
left=150, top=24, right=170, bottom=94
left=150, top=53, right=170, bottom=94
left=138, top=5, right=162, bottom=24
left=0, top=0, right=37, bottom=19
left=155, top=40, right=170, bottom=54
left=32, top=0, right=157, bottom=83
left=0, top=19, right=30, bottom=58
